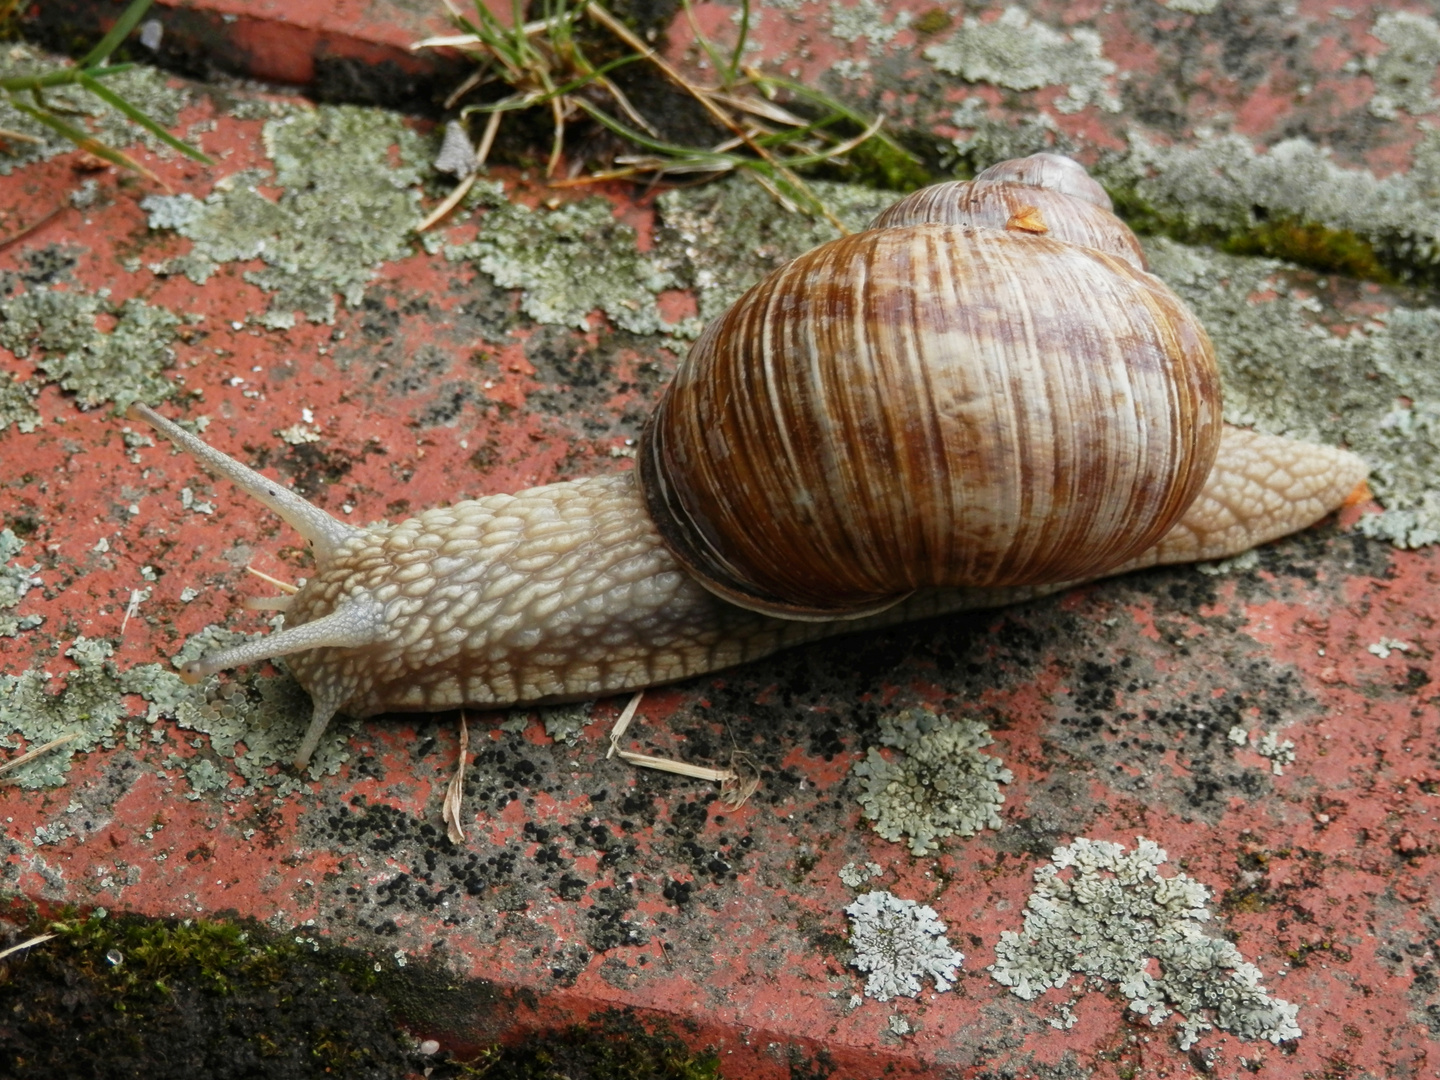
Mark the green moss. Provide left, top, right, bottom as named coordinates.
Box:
left=1097, top=132, right=1440, bottom=289
left=0, top=287, right=180, bottom=412
left=47, top=909, right=286, bottom=997
left=0, top=907, right=432, bottom=1078
left=476, top=1009, right=720, bottom=1080
left=2, top=907, right=722, bottom=1079
left=819, top=132, right=932, bottom=193
left=143, top=105, right=428, bottom=325
left=911, top=7, right=954, bottom=36
left=1108, top=185, right=1398, bottom=286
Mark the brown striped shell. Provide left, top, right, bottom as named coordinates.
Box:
left=638, top=154, right=1222, bottom=619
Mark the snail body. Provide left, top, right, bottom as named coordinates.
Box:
left=129, top=155, right=1369, bottom=768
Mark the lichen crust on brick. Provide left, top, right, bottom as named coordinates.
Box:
left=845, top=888, right=965, bottom=1002
left=852, top=707, right=1012, bottom=855
left=989, top=836, right=1301, bottom=1050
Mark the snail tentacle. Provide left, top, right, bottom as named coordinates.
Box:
left=129, top=403, right=360, bottom=562
left=176, top=596, right=386, bottom=685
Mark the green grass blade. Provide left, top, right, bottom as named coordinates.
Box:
left=572, top=99, right=731, bottom=163
left=677, top=0, right=729, bottom=84
left=727, top=0, right=751, bottom=83
left=75, top=73, right=213, bottom=163
left=7, top=98, right=160, bottom=182
left=1, top=63, right=139, bottom=94
left=77, top=0, right=154, bottom=69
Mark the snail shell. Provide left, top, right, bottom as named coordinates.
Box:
left=125, top=154, right=1369, bottom=769
left=640, top=154, right=1222, bottom=618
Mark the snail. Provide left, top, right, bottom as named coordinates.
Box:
left=128, top=154, right=1369, bottom=769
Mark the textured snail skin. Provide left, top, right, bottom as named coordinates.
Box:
left=130, top=404, right=1365, bottom=769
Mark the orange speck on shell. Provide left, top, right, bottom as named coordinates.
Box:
left=1005, top=204, right=1049, bottom=233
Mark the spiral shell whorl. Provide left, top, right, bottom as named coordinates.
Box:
left=870, top=156, right=1145, bottom=269
left=640, top=159, right=1223, bottom=619
left=971, top=152, right=1113, bottom=208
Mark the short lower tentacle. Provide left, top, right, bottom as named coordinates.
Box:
left=179, top=598, right=385, bottom=684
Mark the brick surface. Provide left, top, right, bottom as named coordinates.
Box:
left=2, top=2, right=1439, bottom=1077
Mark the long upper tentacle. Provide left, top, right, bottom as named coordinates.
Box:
left=129, top=403, right=361, bottom=564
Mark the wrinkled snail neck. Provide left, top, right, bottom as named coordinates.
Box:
left=132, top=403, right=1367, bottom=772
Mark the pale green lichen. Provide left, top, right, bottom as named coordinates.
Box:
left=449, top=197, right=684, bottom=335
left=1099, top=132, right=1440, bottom=275
left=450, top=175, right=889, bottom=339
left=1254, top=732, right=1296, bottom=776
left=656, top=176, right=893, bottom=325
left=1367, top=11, right=1440, bottom=119
left=0, top=288, right=180, bottom=412
left=838, top=861, right=883, bottom=888
left=1158, top=0, right=1220, bottom=11
left=142, top=105, right=428, bottom=325
left=1145, top=237, right=1440, bottom=547
left=0, top=637, right=172, bottom=787
left=944, top=99, right=1072, bottom=175
left=0, top=627, right=353, bottom=792
left=176, top=754, right=231, bottom=798
left=846, top=889, right=965, bottom=1001
left=0, top=47, right=190, bottom=175
left=852, top=707, right=1012, bottom=855
left=828, top=0, right=912, bottom=49
left=0, top=529, right=43, bottom=637
left=923, top=7, right=1119, bottom=114
left=990, top=837, right=1301, bottom=1051
left=167, top=626, right=358, bottom=794
left=538, top=702, right=591, bottom=746
left=0, top=371, right=41, bottom=433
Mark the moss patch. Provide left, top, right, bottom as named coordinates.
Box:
left=0, top=908, right=721, bottom=1080
left=0, top=909, right=426, bottom=1079
left=476, top=1009, right=720, bottom=1080
left=1098, top=133, right=1440, bottom=289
